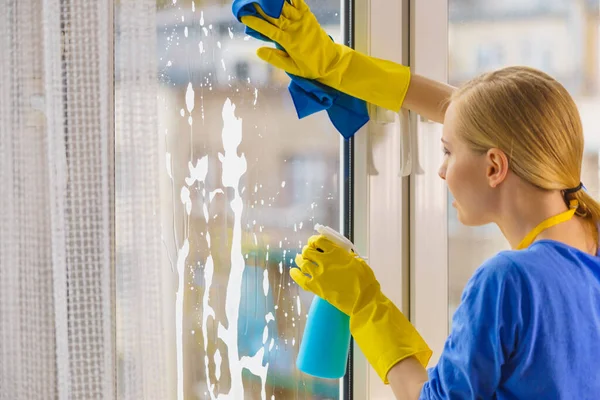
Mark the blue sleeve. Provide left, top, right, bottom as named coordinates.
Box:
left=420, top=255, right=528, bottom=399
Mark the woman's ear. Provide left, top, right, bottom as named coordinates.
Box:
left=486, top=148, right=509, bottom=188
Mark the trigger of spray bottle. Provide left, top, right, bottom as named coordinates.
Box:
left=296, top=224, right=354, bottom=379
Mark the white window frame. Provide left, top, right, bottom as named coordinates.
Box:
left=409, top=0, right=450, bottom=367
left=351, top=0, right=450, bottom=397
left=351, top=0, right=413, bottom=397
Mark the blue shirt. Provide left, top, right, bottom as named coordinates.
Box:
left=421, top=240, right=600, bottom=399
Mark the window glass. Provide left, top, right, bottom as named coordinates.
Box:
left=448, top=0, right=600, bottom=320
left=117, top=0, right=344, bottom=398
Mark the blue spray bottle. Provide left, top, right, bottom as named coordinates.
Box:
left=296, top=225, right=361, bottom=379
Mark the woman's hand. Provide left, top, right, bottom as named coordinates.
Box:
left=241, top=0, right=414, bottom=112
left=241, top=0, right=343, bottom=80
left=292, top=234, right=379, bottom=316
left=292, top=234, right=432, bottom=385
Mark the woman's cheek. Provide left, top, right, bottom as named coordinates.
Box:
left=445, top=164, right=460, bottom=198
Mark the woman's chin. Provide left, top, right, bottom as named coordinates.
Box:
left=456, top=207, right=489, bottom=227
left=454, top=203, right=472, bottom=226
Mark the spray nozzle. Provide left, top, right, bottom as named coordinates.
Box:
left=314, top=224, right=366, bottom=260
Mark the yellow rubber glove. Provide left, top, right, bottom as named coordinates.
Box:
left=240, top=0, right=411, bottom=112
left=292, top=234, right=432, bottom=384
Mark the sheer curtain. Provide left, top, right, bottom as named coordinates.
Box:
left=0, top=0, right=116, bottom=398
left=115, top=0, right=172, bottom=398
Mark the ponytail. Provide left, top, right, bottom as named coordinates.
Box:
left=566, top=188, right=600, bottom=245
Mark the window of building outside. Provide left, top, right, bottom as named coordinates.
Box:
left=117, top=0, right=345, bottom=398
left=448, top=0, right=600, bottom=324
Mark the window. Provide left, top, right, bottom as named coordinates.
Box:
left=116, top=0, right=345, bottom=398
left=476, top=44, right=505, bottom=71
left=285, top=155, right=337, bottom=202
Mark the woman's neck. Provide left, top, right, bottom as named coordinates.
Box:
left=495, top=189, right=596, bottom=255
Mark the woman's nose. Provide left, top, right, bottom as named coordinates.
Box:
left=438, top=166, right=446, bottom=180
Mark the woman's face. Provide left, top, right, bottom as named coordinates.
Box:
left=438, top=102, right=502, bottom=226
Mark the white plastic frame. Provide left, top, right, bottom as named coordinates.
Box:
left=351, top=0, right=412, bottom=397
left=351, top=0, right=451, bottom=396
left=409, top=0, right=450, bottom=366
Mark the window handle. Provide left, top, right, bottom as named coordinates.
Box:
left=398, top=108, right=412, bottom=177
left=371, top=106, right=414, bottom=177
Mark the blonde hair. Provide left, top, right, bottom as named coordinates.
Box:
left=451, top=66, right=600, bottom=243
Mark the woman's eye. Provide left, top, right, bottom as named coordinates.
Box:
left=442, top=147, right=450, bottom=156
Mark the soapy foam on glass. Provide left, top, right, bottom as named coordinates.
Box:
left=192, top=99, right=272, bottom=399
left=163, top=16, right=344, bottom=394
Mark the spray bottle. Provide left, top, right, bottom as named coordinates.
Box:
left=296, top=224, right=365, bottom=379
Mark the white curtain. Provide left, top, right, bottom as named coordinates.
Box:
left=0, top=0, right=116, bottom=398
left=115, top=0, right=172, bottom=399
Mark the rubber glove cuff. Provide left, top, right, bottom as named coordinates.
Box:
left=350, top=286, right=432, bottom=383
left=318, top=45, right=412, bottom=112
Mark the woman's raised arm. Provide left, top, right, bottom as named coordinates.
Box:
left=403, top=74, right=456, bottom=124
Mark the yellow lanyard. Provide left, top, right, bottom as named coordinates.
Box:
left=516, top=199, right=579, bottom=250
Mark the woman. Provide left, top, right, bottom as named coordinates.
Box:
left=242, top=1, right=600, bottom=398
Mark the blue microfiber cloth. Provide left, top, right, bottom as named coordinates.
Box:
left=232, top=0, right=369, bottom=139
